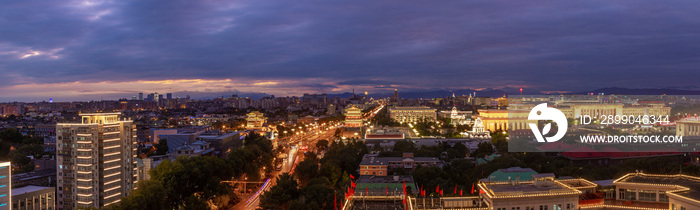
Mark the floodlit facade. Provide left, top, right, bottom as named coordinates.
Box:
left=56, top=113, right=138, bottom=209
left=677, top=117, right=700, bottom=137
left=0, top=161, right=10, bottom=209
left=477, top=109, right=529, bottom=132
left=245, top=111, right=267, bottom=129
left=388, top=106, right=437, bottom=123
left=344, top=105, right=363, bottom=128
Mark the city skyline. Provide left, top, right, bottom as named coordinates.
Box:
left=2, top=1, right=700, bottom=101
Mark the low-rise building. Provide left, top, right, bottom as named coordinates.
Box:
left=388, top=106, right=437, bottom=123
left=359, top=153, right=441, bottom=176
left=11, top=185, right=54, bottom=210
left=11, top=170, right=55, bottom=189
left=439, top=106, right=472, bottom=126
left=170, top=140, right=215, bottom=158
left=613, top=173, right=700, bottom=210
left=478, top=175, right=582, bottom=210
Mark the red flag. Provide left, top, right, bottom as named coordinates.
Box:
left=402, top=181, right=407, bottom=204
left=351, top=181, right=356, bottom=188
left=454, top=185, right=457, bottom=194
left=334, top=193, right=337, bottom=210
left=436, top=185, right=439, bottom=193
left=421, top=188, right=425, bottom=197
left=460, top=189, right=463, bottom=196
left=440, top=189, right=443, bottom=196
left=350, top=174, right=355, bottom=179
left=471, top=183, right=475, bottom=194
left=386, top=185, right=388, bottom=195
left=366, top=187, right=369, bottom=194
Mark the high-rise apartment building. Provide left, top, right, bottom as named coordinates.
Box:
left=0, top=161, right=10, bottom=210
left=56, top=113, right=138, bottom=209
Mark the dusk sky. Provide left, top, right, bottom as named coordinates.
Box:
left=2, top=0, right=700, bottom=102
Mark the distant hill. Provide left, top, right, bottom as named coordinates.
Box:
left=574, top=87, right=700, bottom=95
left=191, top=87, right=700, bottom=100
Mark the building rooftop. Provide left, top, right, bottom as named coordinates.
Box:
left=615, top=173, right=700, bottom=201
left=359, top=154, right=440, bottom=166
left=558, top=178, right=598, bottom=189
left=12, top=169, right=55, bottom=182
left=482, top=167, right=537, bottom=182
left=480, top=180, right=581, bottom=199
left=12, top=185, right=53, bottom=196
left=356, top=175, right=417, bottom=194
left=389, top=106, right=436, bottom=111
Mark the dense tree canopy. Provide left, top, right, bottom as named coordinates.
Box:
left=261, top=140, right=368, bottom=210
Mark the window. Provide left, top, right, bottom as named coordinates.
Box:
left=659, top=191, right=669, bottom=202
left=639, top=190, right=656, bottom=201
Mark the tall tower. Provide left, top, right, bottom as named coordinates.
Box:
left=0, top=161, right=10, bottom=209
left=56, top=113, right=137, bottom=209
left=391, top=89, right=400, bottom=105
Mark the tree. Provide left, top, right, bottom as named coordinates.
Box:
left=227, top=133, right=274, bottom=181
left=393, top=140, right=416, bottom=153
left=154, top=139, right=169, bottom=156
left=149, top=156, right=234, bottom=208
left=300, top=177, right=334, bottom=210
left=0, top=128, right=23, bottom=144
left=295, top=158, right=319, bottom=186
left=111, top=180, right=168, bottom=210
left=446, top=142, right=469, bottom=159
left=316, top=140, right=329, bottom=151
left=261, top=173, right=299, bottom=210
left=491, top=130, right=509, bottom=152
left=472, top=142, right=494, bottom=158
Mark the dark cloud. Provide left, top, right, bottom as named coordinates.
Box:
left=2, top=0, right=700, bottom=99
left=337, top=80, right=402, bottom=86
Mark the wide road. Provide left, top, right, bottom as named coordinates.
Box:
left=232, top=123, right=340, bottom=210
